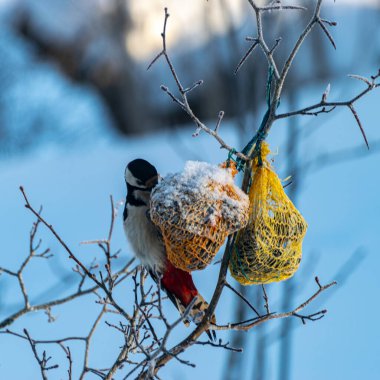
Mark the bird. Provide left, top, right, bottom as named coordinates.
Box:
left=123, top=158, right=216, bottom=340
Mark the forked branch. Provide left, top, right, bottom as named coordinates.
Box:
left=148, top=8, right=249, bottom=162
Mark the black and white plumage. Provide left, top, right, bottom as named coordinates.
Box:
left=123, top=158, right=216, bottom=340
left=123, top=159, right=165, bottom=271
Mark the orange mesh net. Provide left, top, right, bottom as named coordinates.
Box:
left=150, top=161, right=249, bottom=272
left=219, top=161, right=239, bottom=177
left=229, top=143, right=308, bottom=285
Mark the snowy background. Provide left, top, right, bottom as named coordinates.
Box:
left=0, top=0, right=379, bottom=379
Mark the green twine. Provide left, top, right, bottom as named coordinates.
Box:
left=231, top=65, right=276, bottom=171
left=224, top=65, right=279, bottom=174
left=226, top=148, right=245, bottom=172
left=227, top=148, right=237, bottom=164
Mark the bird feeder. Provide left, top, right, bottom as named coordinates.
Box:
left=229, top=142, right=308, bottom=285
left=150, top=161, right=249, bottom=272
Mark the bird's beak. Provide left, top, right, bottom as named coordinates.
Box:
left=145, top=174, right=160, bottom=189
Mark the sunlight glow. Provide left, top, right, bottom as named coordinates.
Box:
left=126, top=1, right=245, bottom=60
left=126, top=0, right=379, bottom=60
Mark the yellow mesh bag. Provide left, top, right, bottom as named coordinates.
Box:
left=150, top=161, right=249, bottom=272
left=229, top=143, right=308, bottom=285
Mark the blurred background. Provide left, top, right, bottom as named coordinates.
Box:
left=0, top=0, right=379, bottom=379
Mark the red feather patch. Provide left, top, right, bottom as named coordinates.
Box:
left=161, top=261, right=198, bottom=306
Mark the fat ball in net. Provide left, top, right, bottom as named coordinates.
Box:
left=150, top=161, right=249, bottom=272
left=229, top=143, right=308, bottom=285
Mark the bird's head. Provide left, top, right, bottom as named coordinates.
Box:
left=125, top=159, right=159, bottom=193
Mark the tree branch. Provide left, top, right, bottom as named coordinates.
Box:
left=147, top=8, right=249, bottom=162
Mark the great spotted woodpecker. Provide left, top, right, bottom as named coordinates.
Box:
left=123, top=159, right=216, bottom=339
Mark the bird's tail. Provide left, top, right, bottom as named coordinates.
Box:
left=180, top=293, right=216, bottom=324
left=177, top=293, right=217, bottom=341
left=159, top=262, right=217, bottom=340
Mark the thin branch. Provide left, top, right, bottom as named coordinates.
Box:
left=194, top=339, right=243, bottom=352
left=147, top=8, right=249, bottom=162
left=214, top=277, right=336, bottom=331
left=260, top=4, right=306, bottom=12
left=262, top=285, right=270, bottom=315
left=62, top=345, right=73, bottom=380
left=215, top=111, right=225, bottom=133
left=1, top=329, right=86, bottom=344
left=234, top=39, right=259, bottom=75
left=0, top=283, right=96, bottom=329
left=293, top=310, right=327, bottom=324
left=19, top=187, right=132, bottom=322
left=348, top=74, right=371, bottom=86
left=137, top=235, right=237, bottom=378
left=80, top=305, right=108, bottom=380
left=348, top=103, right=369, bottom=149
left=274, top=0, right=324, bottom=100
left=0, top=267, right=17, bottom=276
left=275, top=70, right=379, bottom=148
left=0, top=259, right=134, bottom=329
left=269, top=38, right=282, bottom=55
left=247, top=0, right=280, bottom=79
left=24, top=329, right=59, bottom=380
left=318, top=19, right=336, bottom=49
left=224, top=281, right=261, bottom=318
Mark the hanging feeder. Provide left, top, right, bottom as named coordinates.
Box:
left=150, top=161, right=249, bottom=272
left=229, top=142, right=308, bottom=285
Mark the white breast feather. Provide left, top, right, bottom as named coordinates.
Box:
left=123, top=204, right=166, bottom=271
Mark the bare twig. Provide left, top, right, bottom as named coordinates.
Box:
left=19, top=187, right=132, bottom=322
left=0, top=213, right=51, bottom=311
left=214, top=277, right=336, bottom=331
left=194, top=339, right=243, bottom=352
left=234, top=38, right=259, bottom=75
left=262, top=285, right=270, bottom=315
left=348, top=103, right=369, bottom=149
left=317, top=18, right=336, bottom=49
left=275, top=70, right=380, bottom=149
left=80, top=305, right=108, bottom=380
left=24, top=329, right=59, bottom=380
left=147, top=8, right=249, bottom=162
left=224, top=281, right=261, bottom=318
left=0, top=257, right=134, bottom=329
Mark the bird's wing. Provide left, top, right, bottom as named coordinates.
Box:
left=145, top=209, right=166, bottom=247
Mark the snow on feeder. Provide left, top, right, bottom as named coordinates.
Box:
left=229, top=142, right=308, bottom=285
left=150, top=161, right=249, bottom=272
